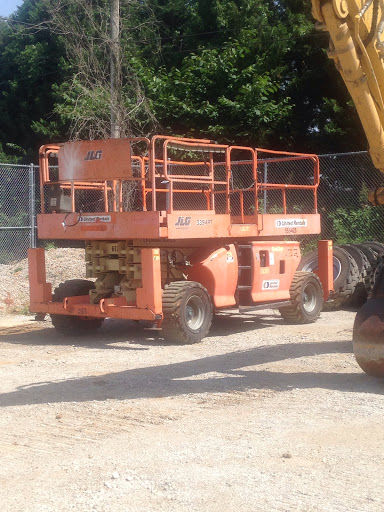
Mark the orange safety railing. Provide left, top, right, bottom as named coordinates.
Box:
left=38, top=136, right=320, bottom=219
left=255, top=147, right=320, bottom=215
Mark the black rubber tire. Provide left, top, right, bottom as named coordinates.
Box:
left=357, top=243, right=384, bottom=291
left=339, top=244, right=364, bottom=274
left=298, top=247, right=359, bottom=309
left=50, top=279, right=103, bottom=336
left=353, top=297, right=384, bottom=377
left=353, top=244, right=377, bottom=293
left=340, top=244, right=370, bottom=306
left=365, top=242, right=384, bottom=291
left=161, top=281, right=213, bottom=344
left=371, top=255, right=384, bottom=290
left=353, top=244, right=377, bottom=267
left=279, top=271, right=323, bottom=324
left=361, top=241, right=384, bottom=256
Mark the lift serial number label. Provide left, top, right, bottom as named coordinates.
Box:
left=196, top=219, right=213, bottom=226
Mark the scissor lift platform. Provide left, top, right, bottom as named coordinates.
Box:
left=29, top=135, right=332, bottom=343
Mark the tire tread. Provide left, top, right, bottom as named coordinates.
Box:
left=279, top=271, right=323, bottom=324
left=162, top=281, right=212, bottom=344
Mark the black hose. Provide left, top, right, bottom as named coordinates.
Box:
left=364, top=0, right=380, bottom=47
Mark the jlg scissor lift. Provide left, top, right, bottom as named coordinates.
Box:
left=28, top=135, right=332, bottom=343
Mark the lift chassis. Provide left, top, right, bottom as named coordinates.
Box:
left=29, top=135, right=333, bottom=343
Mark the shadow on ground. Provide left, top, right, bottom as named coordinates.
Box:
left=1, top=332, right=383, bottom=408
left=0, top=313, right=283, bottom=349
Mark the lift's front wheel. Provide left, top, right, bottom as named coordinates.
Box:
left=279, top=271, right=323, bottom=324
left=162, top=281, right=213, bottom=344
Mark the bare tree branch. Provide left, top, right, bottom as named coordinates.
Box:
left=41, top=0, right=158, bottom=139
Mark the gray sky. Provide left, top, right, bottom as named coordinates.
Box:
left=0, top=0, right=23, bottom=17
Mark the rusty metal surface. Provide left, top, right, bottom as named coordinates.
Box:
left=353, top=297, right=384, bottom=377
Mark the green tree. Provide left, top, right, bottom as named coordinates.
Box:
left=0, top=0, right=369, bottom=155
left=43, top=0, right=159, bottom=139
left=0, top=0, right=66, bottom=162
left=140, top=0, right=365, bottom=150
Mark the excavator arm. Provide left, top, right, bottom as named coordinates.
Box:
left=312, top=1, right=384, bottom=376
left=311, top=0, right=384, bottom=204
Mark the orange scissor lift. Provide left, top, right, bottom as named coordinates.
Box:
left=28, top=135, right=333, bottom=343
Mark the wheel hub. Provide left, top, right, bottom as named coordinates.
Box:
left=185, top=295, right=205, bottom=331
left=302, top=283, right=317, bottom=313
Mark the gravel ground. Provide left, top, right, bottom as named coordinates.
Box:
left=0, top=248, right=86, bottom=314
left=1, top=309, right=384, bottom=512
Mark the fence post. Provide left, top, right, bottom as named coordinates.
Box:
left=263, top=161, right=268, bottom=213
left=29, top=163, right=36, bottom=248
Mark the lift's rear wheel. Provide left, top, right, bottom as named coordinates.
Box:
left=279, top=271, right=323, bottom=324
left=162, top=281, right=213, bottom=344
left=50, top=279, right=104, bottom=336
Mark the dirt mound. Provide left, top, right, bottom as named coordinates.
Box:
left=0, top=248, right=86, bottom=314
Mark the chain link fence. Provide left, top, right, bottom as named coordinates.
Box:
left=318, top=151, right=384, bottom=242
left=0, top=163, right=36, bottom=264
left=1, top=151, right=383, bottom=264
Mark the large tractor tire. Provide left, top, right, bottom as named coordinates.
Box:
left=353, top=263, right=384, bottom=377
left=371, top=255, right=384, bottom=289
left=279, top=271, right=323, bottom=324
left=353, top=297, right=384, bottom=377
left=298, top=246, right=359, bottom=309
left=340, top=244, right=370, bottom=306
left=353, top=244, right=377, bottom=292
left=50, top=279, right=103, bottom=336
left=353, top=243, right=377, bottom=268
left=340, top=244, right=368, bottom=278
left=360, top=242, right=384, bottom=291
left=361, top=241, right=384, bottom=256
left=161, top=281, right=213, bottom=344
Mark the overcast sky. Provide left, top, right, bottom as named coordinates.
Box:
left=0, top=0, right=23, bottom=17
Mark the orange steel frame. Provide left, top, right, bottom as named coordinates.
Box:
left=29, top=247, right=163, bottom=322
left=37, top=136, right=320, bottom=218
left=29, top=135, right=333, bottom=323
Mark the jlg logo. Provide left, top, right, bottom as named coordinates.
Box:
left=84, top=150, right=103, bottom=161
left=175, top=216, right=191, bottom=228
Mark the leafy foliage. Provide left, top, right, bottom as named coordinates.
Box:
left=0, top=0, right=370, bottom=157
left=329, top=206, right=384, bottom=244
left=0, top=0, right=66, bottom=161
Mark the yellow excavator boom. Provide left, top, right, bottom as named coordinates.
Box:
left=311, top=0, right=384, bottom=203
left=312, top=2, right=384, bottom=377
